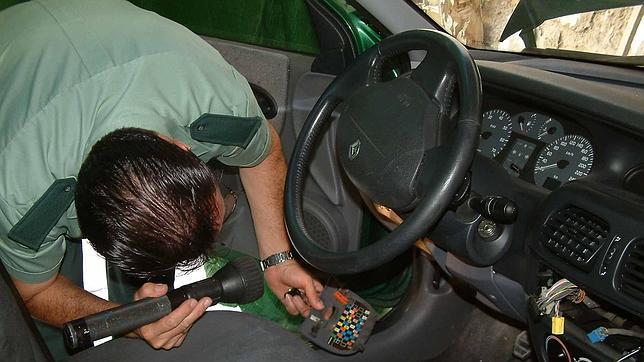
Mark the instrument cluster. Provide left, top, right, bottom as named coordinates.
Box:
left=478, top=109, right=594, bottom=190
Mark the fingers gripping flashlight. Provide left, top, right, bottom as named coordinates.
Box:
left=63, top=257, right=263, bottom=351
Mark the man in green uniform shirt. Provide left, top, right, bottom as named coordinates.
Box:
left=0, top=0, right=323, bottom=357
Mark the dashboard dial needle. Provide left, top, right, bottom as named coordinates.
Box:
left=536, top=164, right=558, bottom=171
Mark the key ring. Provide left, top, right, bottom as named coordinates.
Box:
left=284, top=287, right=303, bottom=299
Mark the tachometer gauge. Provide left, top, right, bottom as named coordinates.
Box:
left=537, top=117, right=564, bottom=143
left=478, top=109, right=512, bottom=158
left=534, top=135, right=594, bottom=190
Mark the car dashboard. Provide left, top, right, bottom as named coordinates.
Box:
left=474, top=61, right=644, bottom=301
left=480, top=100, right=595, bottom=191
left=479, top=92, right=644, bottom=194
left=449, top=60, right=644, bottom=360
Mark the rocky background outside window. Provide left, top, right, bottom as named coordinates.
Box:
left=414, top=0, right=643, bottom=57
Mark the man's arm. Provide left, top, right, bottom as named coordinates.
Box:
left=13, top=274, right=116, bottom=327
left=239, top=124, right=324, bottom=316
left=12, top=274, right=211, bottom=349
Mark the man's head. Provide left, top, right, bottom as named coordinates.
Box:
left=76, top=128, right=222, bottom=279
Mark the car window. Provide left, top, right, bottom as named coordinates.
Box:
left=411, top=0, right=643, bottom=66
left=128, top=0, right=320, bottom=54
left=129, top=0, right=320, bottom=54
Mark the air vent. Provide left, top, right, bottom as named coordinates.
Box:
left=619, top=240, right=644, bottom=301
left=541, top=207, right=609, bottom=271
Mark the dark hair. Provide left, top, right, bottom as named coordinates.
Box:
left=76, top=128, right=221, bottom=279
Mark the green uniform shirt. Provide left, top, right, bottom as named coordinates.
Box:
left=0, top=0, right=272, bottom=283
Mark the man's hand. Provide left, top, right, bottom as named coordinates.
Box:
left=263, top=260, right=324, bottom=317
left=132, top=283, right=212, bottom=350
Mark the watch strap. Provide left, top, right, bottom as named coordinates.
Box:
left=260, top=251, right=294, bottom=271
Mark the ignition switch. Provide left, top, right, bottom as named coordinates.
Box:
left=477, top=219, right=501, bottom=241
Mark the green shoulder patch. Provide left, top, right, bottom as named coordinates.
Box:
left=190, top=113, right=262, bottom=148
left=8, top=178, right=76, bottom=251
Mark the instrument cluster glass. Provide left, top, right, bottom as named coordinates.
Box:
left=477, top=109, right=594, bottom=190
left=479, top=109, right=512, bottom=158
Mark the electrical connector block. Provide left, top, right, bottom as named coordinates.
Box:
left=551, top=316, right=565, bottom=335
left=587, top=327, right=609, bottom=343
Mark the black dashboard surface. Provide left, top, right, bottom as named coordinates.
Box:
left=469, top=60, right=644, bottom=318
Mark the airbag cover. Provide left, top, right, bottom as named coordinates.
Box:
left=336, top=77, right=436, bottom=210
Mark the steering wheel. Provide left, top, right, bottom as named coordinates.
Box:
left=285, top=30, right=481, bottom=274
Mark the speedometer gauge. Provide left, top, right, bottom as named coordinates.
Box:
left=534, top=135, right=594, bottom=190
left=478, top=109, right=512, bottom=158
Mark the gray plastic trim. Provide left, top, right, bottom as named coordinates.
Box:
left=291, top=72, right=343, bottom=205
left=202, top=37, right=296, bottom=133
left=290, top=71, right=364, bottom=250
left=429, top=243, right=528, bottom=322
left=355, top=0, right=436, bottom=34
left=347, top=254, right=473, bottom=361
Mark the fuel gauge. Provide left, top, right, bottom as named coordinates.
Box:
left=512, top=112, right=538, bottom=137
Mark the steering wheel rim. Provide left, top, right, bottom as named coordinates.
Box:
left=285, top=29, right=482, bottom=274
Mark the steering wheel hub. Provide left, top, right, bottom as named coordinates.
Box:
left=336, top=77, right=440, bottom=211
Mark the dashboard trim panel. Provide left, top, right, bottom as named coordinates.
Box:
left=529, top=181, right=644, bottom=318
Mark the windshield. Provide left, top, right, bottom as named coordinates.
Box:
left=411, top=0, right=643, bottom=66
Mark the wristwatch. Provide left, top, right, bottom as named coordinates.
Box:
left=260, top=251, right=294, bottom=271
